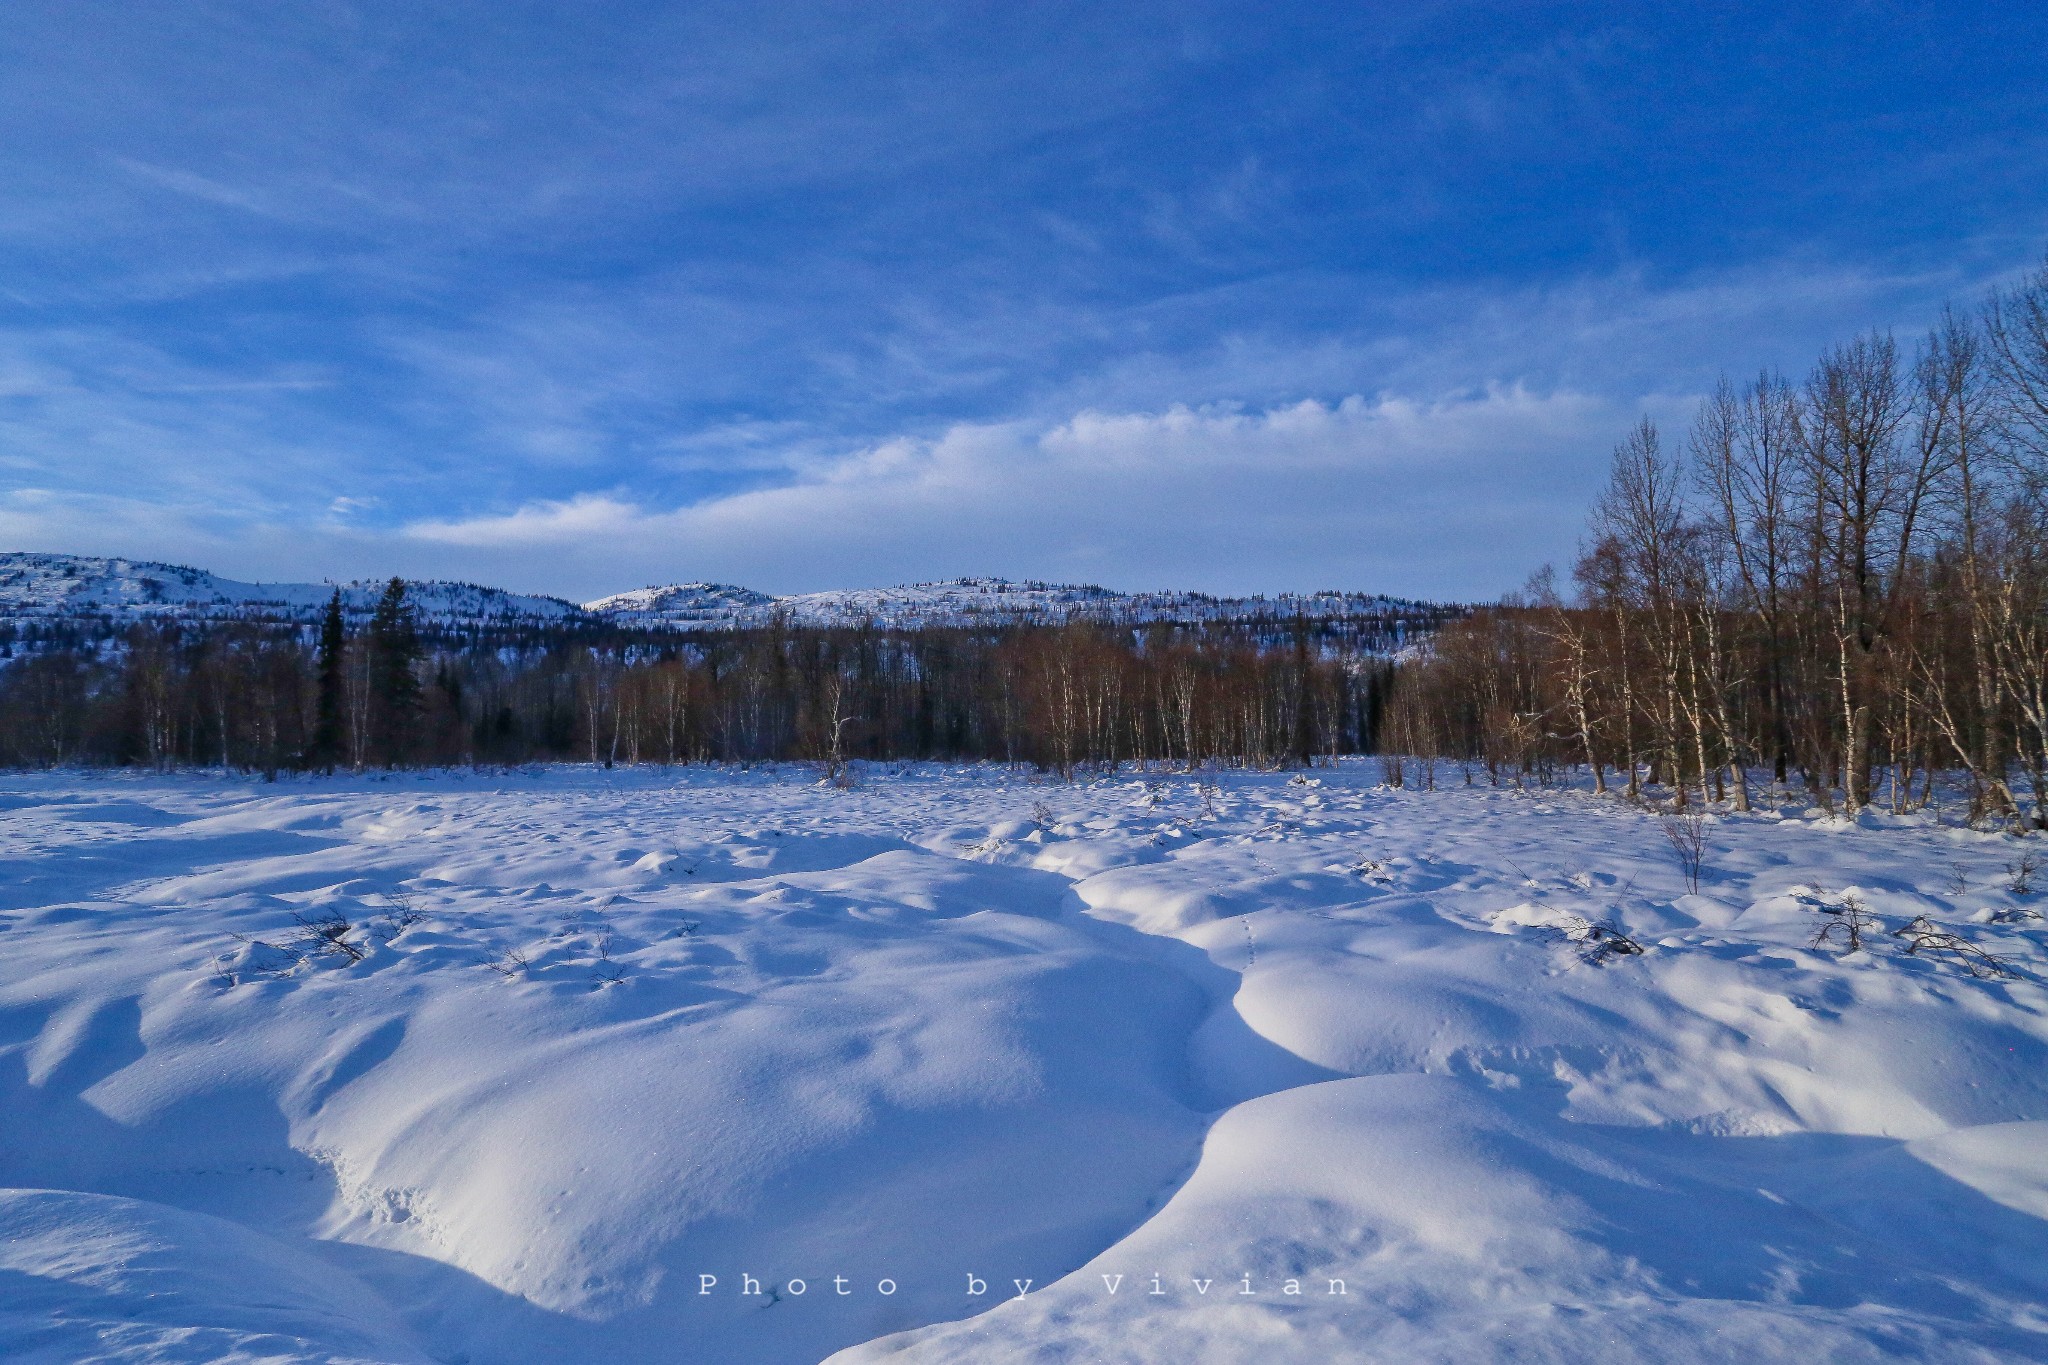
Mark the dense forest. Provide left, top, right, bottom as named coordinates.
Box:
left=0, top=579, right=1423, bottom=776
left=1385, top=252, right=2048, bottom=828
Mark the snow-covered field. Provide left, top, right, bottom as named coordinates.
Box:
left=2, top=763, right=2045, bottom=1364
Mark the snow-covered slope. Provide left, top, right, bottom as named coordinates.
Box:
left=585, top=575, right=1429, bottom=630
left=0, top=552, right=1439, bottom=637
left=0, top=764, right=2043, bottom=1363
left=0, top=552, right=580, bottom=627
left=581, top=581, right=778, bottom=625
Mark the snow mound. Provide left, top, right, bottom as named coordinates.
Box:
left=838, top=1075, right=2048, bottom=1363
left=0, top=1188, right=431, bottom=1364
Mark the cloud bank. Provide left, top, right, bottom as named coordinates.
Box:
left=401, top=388, right=1628, bottom=601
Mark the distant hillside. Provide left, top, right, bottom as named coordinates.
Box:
left=582, top=581, right=779, bottom=626
left=0, top=553, right=579, bottom=628
left=0, top=553, right=1451, bottom=649
left=586, top=575, right=1437, bottom=631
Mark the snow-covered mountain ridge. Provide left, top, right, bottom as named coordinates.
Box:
left=585, top=575, right=1430, bottom=628
left=0, top=553, right=1442, bottom=633
left=0, top=552, right=580, bottom=627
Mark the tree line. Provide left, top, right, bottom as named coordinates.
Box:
left=0, top=580, right=1425, bottom=775
left=1383, top=251, right=2048, bottom=827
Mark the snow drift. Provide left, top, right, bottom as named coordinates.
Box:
left=0, top=765, right=2043, bottom=1362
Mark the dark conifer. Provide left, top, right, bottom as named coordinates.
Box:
left=368, top=577, right=422, bottom=765
left=312, top=590, right=346, bottom=773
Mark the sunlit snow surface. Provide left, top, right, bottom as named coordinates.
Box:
left=1, top=764, right=2044, bottom=1363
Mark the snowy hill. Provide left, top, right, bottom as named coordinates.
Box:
left=585, top=575, right=1432, bottom=630
left=0, top=552, right=580, bottom=628
left=581, top=581, right=779, bottom=626
left=0, top=553, right=1443, bottom=637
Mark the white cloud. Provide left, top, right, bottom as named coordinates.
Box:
left=403, top=387, right=1628, bottom=600
left=410, top=492, right=645, bottom=548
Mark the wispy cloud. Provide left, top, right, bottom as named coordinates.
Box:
left=111, top=157, right=290, bottom=220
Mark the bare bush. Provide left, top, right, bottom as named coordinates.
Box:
left=2008, top=851, right=2041, bottom=896
left=1891, top=915, right=2018, bottom=979
left=1660, top=808, right=1708, bottom=894
left=483, top=946, right=531, bottom=979
left=1809, top=892, right=1879, bottom=954
left=593, top=930, right=627, bottom=987
left=365, top=889, right=429, bottom=942
left=1550, top=916, right=1645, bottom=965
left=382, top=889, right=427, bottom=929
left=290, top=910, right=365, bottom=964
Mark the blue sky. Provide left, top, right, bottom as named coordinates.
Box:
left=2, top=1, right=2045, bottom=602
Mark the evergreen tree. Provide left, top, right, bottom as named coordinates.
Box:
left=368, top=577, right=422, bottom=765
left=311, top=590, right=346, bottom=773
